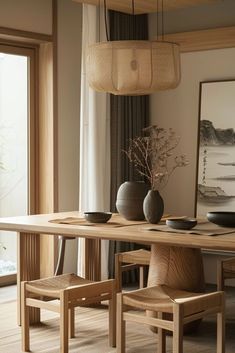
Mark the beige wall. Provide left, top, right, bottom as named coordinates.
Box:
left=150, top=49, right=235, bottom=284
left=150, top=48, right=235, bottom=216
left=0, top=0, right=52, bottom=34
left=149, top=0, right=235, bottom=216
left=57, top=0, right=82, bottom=272
left=149, top=1, right=235, bottom=284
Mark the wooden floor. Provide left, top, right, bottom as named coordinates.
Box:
left=1, top=285, right=235, bottom=353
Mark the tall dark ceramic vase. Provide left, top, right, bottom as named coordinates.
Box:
left=116, top=181, right=149, bottom=221
left=143, top=190, right=164, bottom=224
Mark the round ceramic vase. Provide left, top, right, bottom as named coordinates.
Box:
left=143, top=190, right=164, bottom=224
left=116, top=181, right=149, bottom=221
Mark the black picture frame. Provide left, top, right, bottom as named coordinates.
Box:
left=195, top=79, right=235, bottom=217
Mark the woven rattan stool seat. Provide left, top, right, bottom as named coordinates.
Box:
left=26, top=273, right=92, bottom=298
left=21, top=274, right=116, bottom=353
left=115, top=249, right=150, bottom=292
left=123, top=285, right=222, bottom=315
left=120, top=249, right=150, bottom=265
left=222, top=259, right=235, bottom=272
left=117, top=285, right=225, bottom=353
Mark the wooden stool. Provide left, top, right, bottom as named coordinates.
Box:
left=115, top=249, right=151, bottom=292
left=21, top=273, right=116, bottom=353
left=117, top=285, right=225, bottom=353
left=218, top=257, right=235, bottom=290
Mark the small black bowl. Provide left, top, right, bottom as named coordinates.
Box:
left=207, top=211, right=235, bottom=227
left=166, top=218, right=197, bottom=230
left=84, top=212, right=112, bottom=223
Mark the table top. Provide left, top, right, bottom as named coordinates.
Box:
left=0, top=211, right=235, bottom=252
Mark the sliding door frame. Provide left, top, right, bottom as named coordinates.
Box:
left=0, top=0, right=58, bottom=290
left=0, top=41, right=39, bottom=212
left=0, top=42, right=39, bottom=287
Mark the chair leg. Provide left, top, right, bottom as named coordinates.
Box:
left=21, top=282, right=30, bottom=352
left=173, top=304, right=183, bottom=353
left=109, top=282, right=116, bottom=347
left=158, top=312, right=166, bottom=353
left=55, top=237, right=66, bottom=276
left=60, top=291, right=69, bottom=353
left=217, top=261, right=225, bottom=291
left=217, top=293, right=225, bottom=353
left=117, top=293, right=126, bottom=353
left=69, top=308, right=75, bottom=338
left=115, top=254, right=122, bottom=292
left=139, top=266, right=144, bottom=288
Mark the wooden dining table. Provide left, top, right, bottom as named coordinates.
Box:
left=0, top=211, right=235, bottom=326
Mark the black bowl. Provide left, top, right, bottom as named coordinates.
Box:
left=84, top=212, right=112, bottom=223
left=166, top=218, right=197, bottom=230
left=207, top=212, right=235, bottom=227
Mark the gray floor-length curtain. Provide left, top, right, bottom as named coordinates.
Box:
left=108, top=11, right=150, bottom=282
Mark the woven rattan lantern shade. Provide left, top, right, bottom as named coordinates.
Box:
left=87, top=40, right=181, bottom=95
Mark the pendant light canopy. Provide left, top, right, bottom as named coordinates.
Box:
left=87, top=1, right=181, bottom=95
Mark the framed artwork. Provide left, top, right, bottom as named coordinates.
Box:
left=196, top=79, right=235, bottom=217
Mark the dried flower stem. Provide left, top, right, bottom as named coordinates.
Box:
left=124, top=125, right=189, bottom=190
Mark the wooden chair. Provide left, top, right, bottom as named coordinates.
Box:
left=218, top=257, right=235, bottom=290
left=21, top=273, right=116, bottom=353
left=54, top=236, right=76, bottom=275
left=115, top=249, right=151, bottom=292
left=117, top=285, right=225, bottom=353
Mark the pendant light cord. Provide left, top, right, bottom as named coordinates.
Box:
left=132, top=0, right=135, bottom=15
left=157, top=0, right=159, bottom=41
left=132, top=0, right=135, bottom=39
left=157, top=0, right=165, bottom=41
left=98, top=0, right=100, bottom=42
left=162, top=0, right=165, bottom=41
left=104, top=0, right=110, bottom=41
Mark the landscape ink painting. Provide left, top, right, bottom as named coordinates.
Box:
left=196, top=80, right=235, bottom=217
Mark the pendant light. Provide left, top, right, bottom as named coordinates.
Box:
left=87, top=0, right=181, bottom=96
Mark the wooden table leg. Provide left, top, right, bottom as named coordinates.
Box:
left=148, top=244, right=205, bottom=291
left=147, top=244, right=205, bottom=333
left=85, top=238, right=101, bottom=281
left=17, top=232, right=40, bottom=325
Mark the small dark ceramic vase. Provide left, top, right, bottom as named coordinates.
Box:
left=116, top=181, right=149, bottom=221
left=143, top=190, right=164, bottom=224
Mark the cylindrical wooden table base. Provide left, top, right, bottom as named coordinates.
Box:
left=148, top=244, right=205, bottom=291
left=147, top=244, right=205, bottom=333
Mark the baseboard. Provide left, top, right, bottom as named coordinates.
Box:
left=0, top=273, right=17, bottom=287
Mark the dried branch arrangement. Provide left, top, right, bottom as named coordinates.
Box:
left=124, top=125, right=189, bottom=190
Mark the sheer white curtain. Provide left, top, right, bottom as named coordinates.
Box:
left=78, top=4, right=110, bottom=279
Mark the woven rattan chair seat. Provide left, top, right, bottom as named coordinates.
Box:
left=22, top=274, right=116, bottom=351
left=118, top=285, right=224, bottom=353
left=26, top=273, right=93, bottom=298
left=123, top=285, right=208, bottom=313
left=222, top=259, right=235, bottom=273
left=120, top=249, right=150, bottom=265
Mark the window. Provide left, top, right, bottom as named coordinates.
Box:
left=0, top=43, right=37, bottom=285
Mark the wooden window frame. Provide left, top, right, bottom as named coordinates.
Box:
left=0, top=42, right=38, bottom=286
left=0, top=0, right=58, bottom=287
left=0, top=41, right=39, bottom=211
